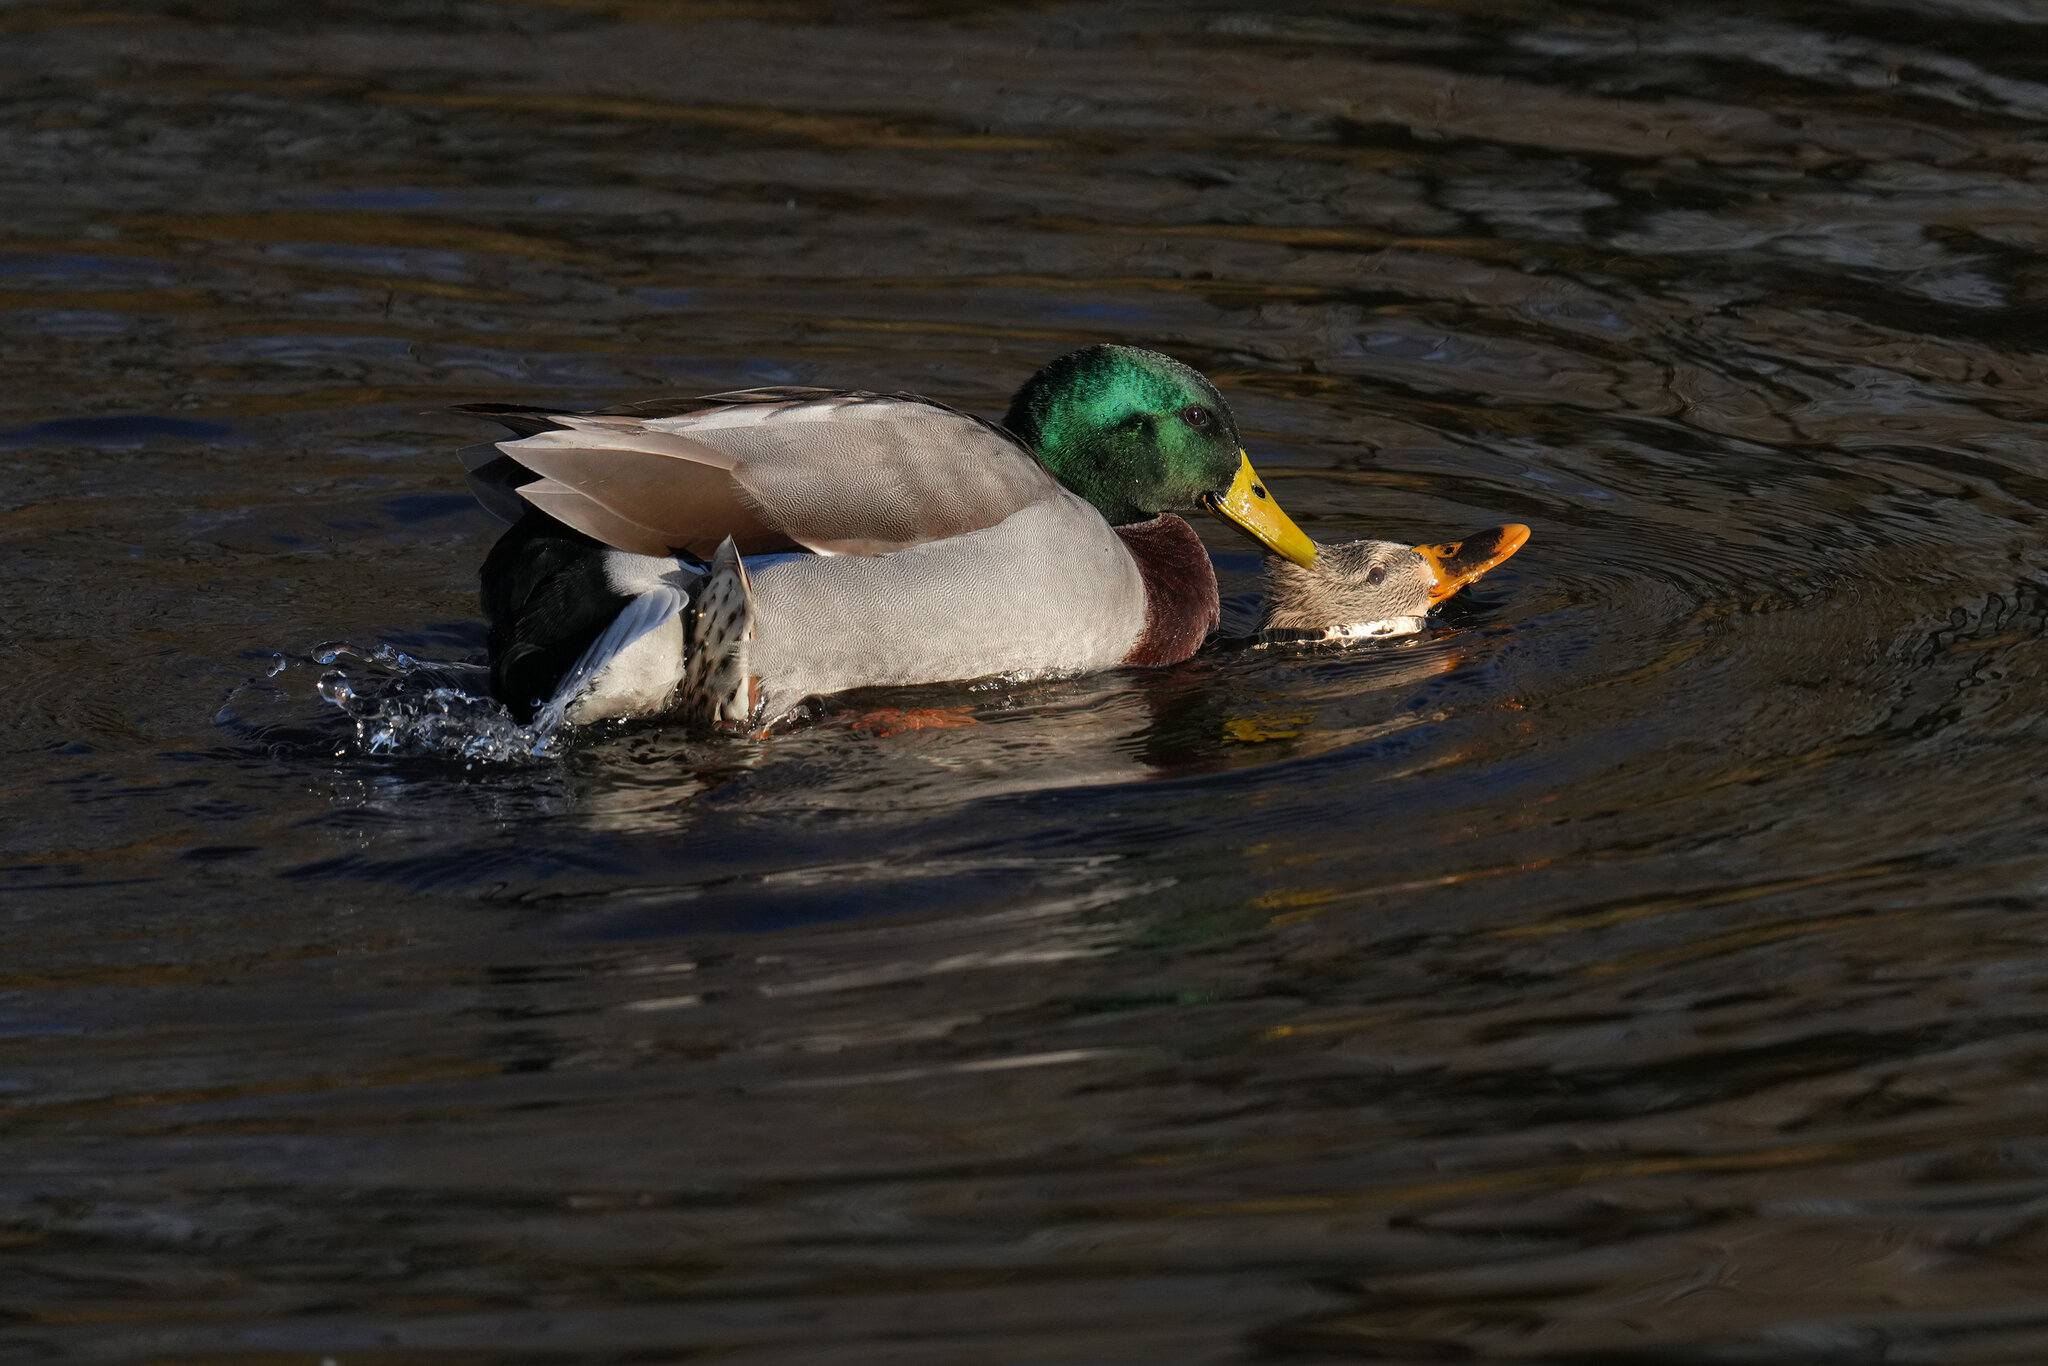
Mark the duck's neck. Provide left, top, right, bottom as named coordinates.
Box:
left=1116, top=514, right=1219, bottom=667
left=1020, top=426, right=1157, bottom=525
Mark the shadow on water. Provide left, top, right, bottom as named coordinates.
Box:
left=8, top=0, right=2048, bottom=1360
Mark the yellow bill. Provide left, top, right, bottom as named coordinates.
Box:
left=1203, top=452, right=1317, bottom=568
left=1413, top=524, right=1531, bottom=604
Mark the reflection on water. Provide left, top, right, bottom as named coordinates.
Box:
left=9, top=0, right=2048, bottom=1360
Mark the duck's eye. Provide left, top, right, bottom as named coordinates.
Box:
left=1367, top=564, right=1386, bottom=586
left=1181, top=404, right=1216, bottom=432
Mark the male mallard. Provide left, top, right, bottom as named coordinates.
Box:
left=1258, top=525, right=1529, bottom=642
left=460, top=345, right=1316, bottom=730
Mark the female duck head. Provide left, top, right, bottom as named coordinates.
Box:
left=1004, top=345, right=1316, bottom=567
left=1262, top=525, right=1531, bottom=635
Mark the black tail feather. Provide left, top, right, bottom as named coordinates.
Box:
left=480, top=513, right=632, bottom=722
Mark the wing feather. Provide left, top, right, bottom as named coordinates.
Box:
left=663, top=398, right=1058, bottom=555
left=515, top=478, right=681, bottom=559
left=467, top=458, right=538, bottom=526
left=462, top=391, right=1056, bottom=559
left=499, top=422, right=786, bottom=558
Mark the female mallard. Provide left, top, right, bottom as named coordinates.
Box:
left=1258, top=525, right=1530, bottom=642
left=460, top=345, right=1316, bottom=730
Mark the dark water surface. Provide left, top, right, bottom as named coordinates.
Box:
left=10, top=1, right=2048, bottom=1360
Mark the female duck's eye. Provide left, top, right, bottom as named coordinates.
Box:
left=1181, top=404, right=1216, bottom=432
left=1366, top=564, right=1386, bottom=586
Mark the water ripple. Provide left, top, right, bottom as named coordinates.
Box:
left=9, top=1, right=2048, bottom=1361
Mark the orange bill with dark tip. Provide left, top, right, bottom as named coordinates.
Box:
left=1413, top=524, right=1530, bottom=603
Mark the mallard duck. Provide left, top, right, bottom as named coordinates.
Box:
left=1258, top=525, right=1529, bottom=641
left=459, top=345, right=1317, bottom=730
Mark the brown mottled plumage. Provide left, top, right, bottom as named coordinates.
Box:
left=1261, top=526, right=1530, bottom=638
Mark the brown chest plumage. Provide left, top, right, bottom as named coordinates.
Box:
left=1116, top=514, right=1221, bottom=667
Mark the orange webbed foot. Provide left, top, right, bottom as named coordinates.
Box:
left=835, top=706, right=980, bottom=738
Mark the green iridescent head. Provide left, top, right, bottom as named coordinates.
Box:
left=1002, top=345, right=1245, bottom=526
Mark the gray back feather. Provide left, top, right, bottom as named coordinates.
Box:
left=461, top=391, right=1056, bottom=560
left=643, top=395, right=1058, bottom=556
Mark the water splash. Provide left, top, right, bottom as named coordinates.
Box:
left=229, top=643, right=564, bottom=763
left=322, top=643, right=563, bottom=761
